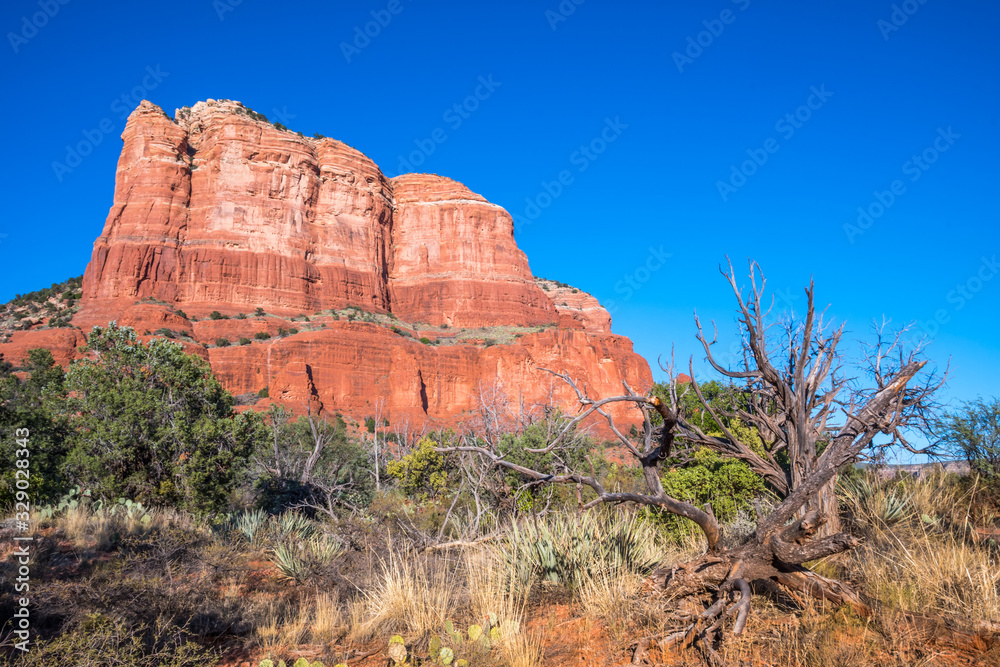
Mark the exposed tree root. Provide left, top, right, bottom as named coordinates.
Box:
left=631, top=546, right=1000, bottom=665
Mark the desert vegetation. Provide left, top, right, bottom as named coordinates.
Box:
left=2, top=263, right=999, bottom=666
left=0, top=275, right=83, bottom=336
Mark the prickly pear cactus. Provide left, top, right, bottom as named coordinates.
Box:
left=294, top=659, right=309, bottom=667
left=444, top=619, right=463, bottom=644
left=388, top=635, right=407, bottom=664
left=259, top=661, right=274, bottom=667
left=429, top=635, right=442, bottom=657
left=456, top=660, right=469, bottom=667
left=438, top=646, right=454, bottom=666
left=490, top=626, right=501, bottom=641
left=467, top=624, right=482, bottom=642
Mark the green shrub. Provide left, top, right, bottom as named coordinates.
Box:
left=215, top=338, right=230, bottom=347
left=646, top=447, right=766, bottom=538
left=258, top=386, right=269, bottom=398
left=254, top=331, right=270, bottom=340
left=254, top=307, right=266, bottom=317
left=208, top=311, right=226, bottom=320
left=0, top=349, right=71, bottom=507
left=941, top=398, right=1000, bottom=484
left=387, top=437, right=450, bottom=499
left=238, top=337, right=251, bottom=346
left=419, top=337, right=432, bottom=345
left=63, top=323, right=267, bottom=513
left=154, top=328, right=175, bottom=339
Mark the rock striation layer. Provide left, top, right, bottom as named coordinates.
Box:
left=5, top=99, right=652, bottom=432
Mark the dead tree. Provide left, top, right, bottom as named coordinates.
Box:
left=437, top=259, right=957, bottom=655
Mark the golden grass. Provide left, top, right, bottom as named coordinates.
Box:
left=354, top=549, right=461, bottom=641
left=577, top=570, right=643, bottom=640
left=850, top=525, right=1000, bottom=622
left=48, top=502, right=205, bottom=550
left=33, top=471, right=1000, bottom=667
left=838, top=471, right=1000, bottom=624
left=60, top=504, right=117, bottom=549
left=309, top=593, right=344, bottom=644
left=466, top=549, right=543, bottom=667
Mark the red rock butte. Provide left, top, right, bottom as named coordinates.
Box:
left=2, top=99, right=652, bottom=433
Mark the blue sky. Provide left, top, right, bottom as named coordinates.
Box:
left=1, top=0, right=997, bottom=423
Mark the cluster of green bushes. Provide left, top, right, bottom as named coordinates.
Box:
left=1, top=324, right=813, bottom=543
left=5, top=275, right=83, bottom=309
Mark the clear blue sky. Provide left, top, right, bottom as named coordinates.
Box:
left=1, top=0, right=997, bottom=420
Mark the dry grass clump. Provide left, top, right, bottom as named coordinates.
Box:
left=719, top=598, right=898, bottom=667
left=851, top=523, right=1000, bottom=623
left=46, top=502, right=202, bottom=550
left=354, top=549, right=462, bottom=641
left=19, top=470, right=1000, bottom=667
left=839, top=471, right=1000, bottom=625
left=309, top=593, right=344, bottom=644
left=466, top=549, right=543, bottom=667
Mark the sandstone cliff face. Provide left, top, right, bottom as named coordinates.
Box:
left=80, top=100, right=394, bottom=328
left=535, top=279, right=613, bottom=333
left=4, top=99, right=652, bottom=432
left=389, top=174, right=557, bottom=328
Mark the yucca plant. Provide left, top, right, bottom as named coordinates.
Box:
left=840, top=474, right=915, bottom=529
left=271, top=542, right=310, bottom=583
left=234, top=508, right=269, bottom=546
left=503, top=510, right=660, bottom=592
left=271, top=510, right=317, bottom=542
left=308, top=533, right=346, bottom=566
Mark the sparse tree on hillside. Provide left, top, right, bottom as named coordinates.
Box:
left=941, top=397, right=1000, bottom=482
left=254, top=403, right=374, bottom=516
left=438, top=259, right=952, bottom=656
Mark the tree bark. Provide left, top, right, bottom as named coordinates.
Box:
left=797, top=473, right=841, bottom=539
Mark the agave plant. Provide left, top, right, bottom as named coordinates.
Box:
left=840, top=475, right=915, bottom=528
left=234, top=508, right=269, bottom=546
left=271, top=511, right=317, bottom=542
left=503, top=510, right=660, bottom=591
left=270, top=542, right=310, bottom=583
left=307, top=533, right=346, bottom=566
